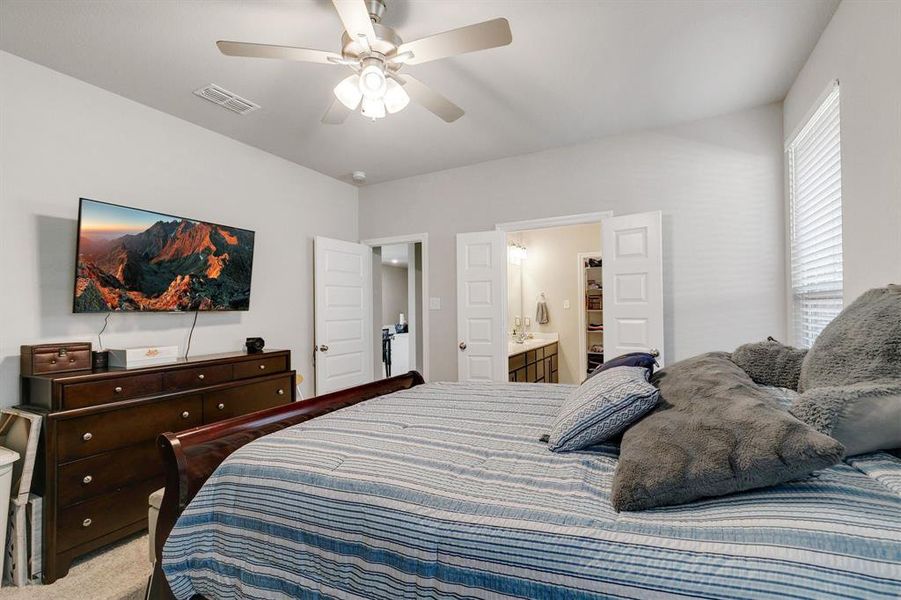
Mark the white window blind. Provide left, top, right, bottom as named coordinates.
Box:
left=788, top=83, right=842, bottom=348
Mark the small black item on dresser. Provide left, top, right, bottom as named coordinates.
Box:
left=245, top=337, right=265, bottom=353
left=91, top=350, right=109, bottom=370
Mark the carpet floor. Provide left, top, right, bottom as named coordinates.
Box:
left=0, top=533, right=149, bottom=600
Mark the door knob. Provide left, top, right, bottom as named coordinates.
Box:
left=459, top=341, right=467, bottom=350
left=649, top=348, right=660, bottom=358
left=319, top=345, right=329, bottom=352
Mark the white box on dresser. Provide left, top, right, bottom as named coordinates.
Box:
left=107, top=346, right=179, bottom=368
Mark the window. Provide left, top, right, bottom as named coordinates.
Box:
left=787, top=83, right=842, bottom=347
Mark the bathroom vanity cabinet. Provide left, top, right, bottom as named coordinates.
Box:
left=508, top=341, right=558, bottom=383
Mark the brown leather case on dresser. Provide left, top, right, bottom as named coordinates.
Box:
left=19, top=349, right=295, bottom=583
left=21, top=343, right=92, bottom=376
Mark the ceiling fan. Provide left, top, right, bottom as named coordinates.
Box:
left=216, top=0, right=512, bottom=124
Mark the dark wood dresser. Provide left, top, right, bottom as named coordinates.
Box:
left=19, top=349, right=296, bottom=583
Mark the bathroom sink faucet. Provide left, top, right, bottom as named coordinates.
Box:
left=512, top=324, right=528, bottom=343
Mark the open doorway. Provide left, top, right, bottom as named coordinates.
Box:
left=364, top=234, right=430, bottom=382
left=455, top=211, right=664, bottom=383
left=505, top=223, right=603, bottom=384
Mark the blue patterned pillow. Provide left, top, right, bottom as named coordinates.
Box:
left=548, top=366, right=660, bottom=452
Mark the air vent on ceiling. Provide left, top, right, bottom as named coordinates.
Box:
left=193, top=84, right=260, bottom=115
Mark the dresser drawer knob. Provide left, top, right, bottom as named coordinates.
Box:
left=217, top=403, right=225, bottom=410
left=82, top=432, right=93, bottom=442
left=82, top=518, right=92, bottom=527
left=50, top=359, right=57, bottom=364
left=69, top=358, right=76, bottom=363
left=259, top=364, right=266, bottom=370
left=181, top=411, right=190, bottom=419
left=197, top=373, right=205, bottom=380
left=114, top=386, right=123, bottom=393
left=277, top=389, right=285, bottom=396
left=82, top=475, right=93, bottom=485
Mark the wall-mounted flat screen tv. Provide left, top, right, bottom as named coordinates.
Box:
left=74, top=198, right=255, bottom=312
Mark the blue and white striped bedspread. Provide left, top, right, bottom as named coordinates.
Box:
left=162, top=382, right=901, bottom=599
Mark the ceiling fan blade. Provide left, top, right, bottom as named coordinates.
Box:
left=331, top=0, right=376, bottom=43
left=398, top=18, right=512, bottom=65
left=217, top=41, right=340, bottom=65
left=387, top=51, right=414, bottom=65
left=322, top=97, right=352, bottom=125
left=397, top=74, right=464, bottom=123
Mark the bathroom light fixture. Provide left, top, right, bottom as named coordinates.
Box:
left=508, top=243, right=528, bottom=264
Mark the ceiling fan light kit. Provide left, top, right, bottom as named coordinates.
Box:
left=216, top=0, right=512, bottom=124
left=334, top=75, right=363, bottom=110
left=361, top=95, right=386, bottom=119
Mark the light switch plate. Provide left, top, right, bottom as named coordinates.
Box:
left=563, top=300, right=571, bottom=309
left=429, top=297, right=441, bottom=310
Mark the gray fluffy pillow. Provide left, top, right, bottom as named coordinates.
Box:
left=790, top=380, right=901, bottom=456
left=611, top=352, right=844, bottom=512
left=798, top=285, right=901, bottom=392
left=732, top=338, right=807, bottom=390
left=789, top=285, right=901, bottom=455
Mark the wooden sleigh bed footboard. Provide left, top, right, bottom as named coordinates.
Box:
left=151, top=370, right=425, bottom=599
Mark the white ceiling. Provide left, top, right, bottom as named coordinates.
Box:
left=0, top=0, right=838, bottom=185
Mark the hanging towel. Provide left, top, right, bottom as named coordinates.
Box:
left=536, top=293, right=550, bottom=325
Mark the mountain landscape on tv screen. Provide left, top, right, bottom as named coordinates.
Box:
left=75, top=203, right=254, bottom=312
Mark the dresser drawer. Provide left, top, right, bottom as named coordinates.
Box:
left=63, top=373, right=163, bottom=410
left=57, top=477, right=161, bottom=552
left=203, top=375, right=293, bottom=423
left=233, top=355, right=287, bottom=379
left=162, top=364, right=232, bottom=392
left=58, top=440, right=161, bottom=507
left=57, top=395, right=202, bottom=461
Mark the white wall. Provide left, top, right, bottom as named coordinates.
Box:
left=360, top=103, right=786, bottom=382
left=0, top=52, right=358, bottom=405
left=784, top=0, right=901, bottom=304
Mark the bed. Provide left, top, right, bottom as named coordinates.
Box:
left=157, top=377, right=901, bottom=600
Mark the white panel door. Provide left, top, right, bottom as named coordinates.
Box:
left=314, top=236, right=373, bottom=394
left=601, top=211, right=665, bottom=365
left=456, top=231, right=507, bottom=382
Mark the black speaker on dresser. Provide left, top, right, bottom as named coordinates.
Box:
left=245, top=337, right=265, bottom=353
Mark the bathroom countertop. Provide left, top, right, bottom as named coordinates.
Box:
left=508, top=335, right=558, bottom=357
